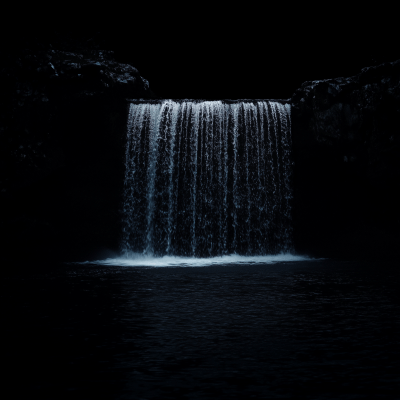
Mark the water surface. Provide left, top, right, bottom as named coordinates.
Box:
left=3, top=258, right=399, bottom=399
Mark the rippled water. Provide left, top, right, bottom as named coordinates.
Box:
left=3, top=258, right=399, bottom=399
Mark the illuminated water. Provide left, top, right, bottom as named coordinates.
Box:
left=78, top=253, right=310, bottom=267
left=123, top=100, right=293, bottom=257
left=4, top=259, right=399, bottom=399
left=5, top=100, right=398, bottom=399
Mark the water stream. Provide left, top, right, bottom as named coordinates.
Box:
left=122, top=100, right=292, bottom=257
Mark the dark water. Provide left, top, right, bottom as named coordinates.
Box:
left=3, top=259, right=400, bottom=399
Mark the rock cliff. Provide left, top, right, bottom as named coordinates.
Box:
left=0, top=39, right=156, bottom=263
left=1, top=34, right=399, bottom=262
left=291, top=60, right=400, bottom=259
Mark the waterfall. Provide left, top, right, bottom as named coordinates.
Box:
left=122, top=100, right=293, bottom=257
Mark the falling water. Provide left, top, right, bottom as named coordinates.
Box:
left=122, top=100, right=293, bottom=257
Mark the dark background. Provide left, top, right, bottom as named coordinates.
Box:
left=2, top=14, right=399, bottom=400
left=6, top=6, right=399, bottom=100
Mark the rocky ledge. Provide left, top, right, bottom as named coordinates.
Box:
left=1, top=38, right=399, bottom=263
left=0, top=44, right=156, bottom=263
left=291, top=60, right=400, bottom=260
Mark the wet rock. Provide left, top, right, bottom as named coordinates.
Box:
left=291, top=59, right=400, bottom=259
left=2, top=31, right=399, bottom=262
left=0, top=38, right=157, bottom=263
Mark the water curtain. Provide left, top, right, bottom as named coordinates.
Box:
left=122, top=100, right=292, bottom=257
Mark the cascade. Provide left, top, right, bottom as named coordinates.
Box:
left=122, top=100, right=293, bottom=257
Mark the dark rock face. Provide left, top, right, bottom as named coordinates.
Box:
left=291, top=60, right=400, bottom=260
left=2, top=33, right=399, bottom=263
left=0, top=41, right=157, bottom=263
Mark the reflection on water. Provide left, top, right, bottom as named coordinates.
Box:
left=3, top=259, right=400, bottom=399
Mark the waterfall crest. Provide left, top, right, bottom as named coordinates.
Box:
left=122, top=100, right=293, bottom=257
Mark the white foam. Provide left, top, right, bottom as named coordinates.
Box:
left=75, top=253, right=313, bottom=267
